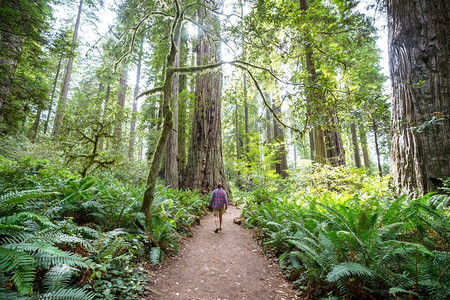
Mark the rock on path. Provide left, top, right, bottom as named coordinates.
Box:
left=149, top=206, right=299, bottom=300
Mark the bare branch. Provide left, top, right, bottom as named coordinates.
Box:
left=115, top=11, right=173, bottom=70
left=245, top=69, right=304, bottom=136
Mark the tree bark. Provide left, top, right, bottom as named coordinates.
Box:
left=141, top=2, right=183, bottom=222
left=52, top=0, right=83, bottom=136
left=272, top=100, right=288, bottom=178
left=350, top=122, right=361, bottom=168
left=129, top=44, right=143, bottom=158
left=387, top=0, right=450, bottom=194
left=114, top=68, right=128, bottom=139
left=182, top=1, right=229, bottom=195
left=359, top=126, right=371, bottom=170
left=373, top=120, right=383, bottom=177
left=44, top=55, right=63, bottom=135
left=164, top=35, right=180, bottom=188
left=299, top=0, right=327, bottom=165
left=98, top=72, right=112, bottom=152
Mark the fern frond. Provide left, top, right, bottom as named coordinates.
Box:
left=0, top=247, right=35, bottom=272
left=43, top=265, right=76, bottom=289
left=326, top=262, right=373, bottom=282
left=36, top=287, right=95, bottom=300
left=0, top=190, right=58, bottom=213
left=0, top=212, right=54, bottom=228
left=150, top=247, right=161, bottom=265
left=12, top=265, right=35, bottom=295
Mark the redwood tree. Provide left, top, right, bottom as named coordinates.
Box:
left=387, top=0, right=450, bottom=194
left=181, top=0, right=229, bottom=194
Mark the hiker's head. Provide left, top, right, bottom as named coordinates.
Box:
left=217, top=183, right=222, bottom=189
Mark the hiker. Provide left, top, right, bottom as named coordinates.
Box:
left=210, top=183, right=228, bottom=233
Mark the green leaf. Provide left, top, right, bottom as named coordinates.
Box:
left=326, top=262, right=373, bottom=282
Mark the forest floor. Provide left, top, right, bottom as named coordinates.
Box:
left=147, top=205, right=299, bottom=300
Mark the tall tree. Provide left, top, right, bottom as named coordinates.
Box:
left=164, top=34, right=180, bottom=188
left=52, top=0, right=83, bottom=136
left=128, top=44, right=143, bottom=158
left=114, top=67, right=128, bottom=139
left=0, top=0, right=52, bottom=133
left=182, top=0, right=229, bottom=194
left=387, top=0, right=450, bottom=194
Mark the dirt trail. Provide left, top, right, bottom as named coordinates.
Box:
left=149, top=206, right=298, bottom=300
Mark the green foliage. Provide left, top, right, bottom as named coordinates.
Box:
left=243, top=170, right=450, bottom=299
left=0, top=152, right=208, bottom=298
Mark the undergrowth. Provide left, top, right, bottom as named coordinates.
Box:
left=0, top=153, right=208, bottom=299
left=242, top=166, right=450, bottom=299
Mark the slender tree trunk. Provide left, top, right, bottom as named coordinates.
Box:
left=98, top=72, right=112, bottom=152
left=373, top=121, right=383, bottom=177
left=31, top=109, right=41, bottom=142
left=324, top=116, right=345, bottom=166
left=164, top=35, right=180, bottom=188
left=141, top=4, right=183, bottom=222
left=265, top=92, right=273, bottom=144
left=350, top=122, right=361, bottom=168
left=272, top=100, right=288, bottom=178
left=129, top=45, right=142, bottom=158
left=359, top=126, right=371, bottom=170
left=387, top=0, right=450, bottom=194
left=182, top=1, right=229, bottom=195
left=44, top=55, right=63, bottom=135
left=52, top=0, right=83, bottom=136
left=115, top=68, right=128, bottom=139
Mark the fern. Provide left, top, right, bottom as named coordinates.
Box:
left=43, top=265, right=76, bottom=290
left=150, top=247, right=162, bottom=265
left=36, top=287, right=95, bottom=300
left=326, top=262, right=373, bottom=282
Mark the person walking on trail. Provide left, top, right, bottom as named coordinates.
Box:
left=210, top=183, right=228, bottom=233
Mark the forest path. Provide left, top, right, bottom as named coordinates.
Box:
left=148, top=205, right=299, bottom=300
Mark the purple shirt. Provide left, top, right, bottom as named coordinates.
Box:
left=210, top=188, right=228, bottom=209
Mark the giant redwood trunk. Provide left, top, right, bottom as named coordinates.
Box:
left=182, top=1, right=229, bottom=194
left=387, top=0, right=450, bottom=194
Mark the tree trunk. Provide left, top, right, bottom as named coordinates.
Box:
left=373, top=120, right=383, bottom=177
left=52, top=0, right=83, bottom=136
left=350, top=122, right=361, bottom=168
left=182, top=1, right=229, bottom=195
left=359, top=126, right=371, bottom=170
left=299, top=0, right=327, bottom=165
left=129, top=44, right=142, bottom=158
left=164, top=35, right=180, bottom=188
left=141, top=4, right=183, bottom=222
left=44, top=55, right=63, bottom=135
left=114, top=68, right=128, bottom=139
left=313, top=127, right=327, bottom=164
left=272, top=101, right=288, bottom=178
left=324, top=115, right=345, bottom=166
left=387, top=0, right=450, bottom=194
left=31, top=109, right=41, bottom=142
left=98, top=72, right=112, bottom=152
left=177, top=30, right=189, bottom=175
left=265, top=92, right=273, bottom=144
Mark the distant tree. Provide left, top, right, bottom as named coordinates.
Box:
left=387, top=0, right=450, bottom=193
left=0, top=0, right=52, bottom=134
left=52, top=0, right=83, bottom=136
